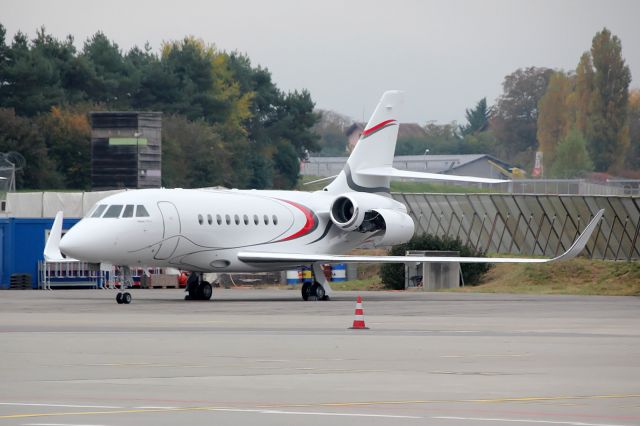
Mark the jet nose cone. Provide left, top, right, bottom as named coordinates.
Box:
left=59, top=227, right=85, bottom=260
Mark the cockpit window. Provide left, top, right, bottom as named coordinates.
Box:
left=103, top=205, right=124, bottom=218
left=136, top=205, right=150, bottom=217
left=91, top=205, right=107, bottom=218
left=122, top=205, right=134, bottom=218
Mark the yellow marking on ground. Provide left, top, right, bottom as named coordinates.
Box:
left=1, top=394, right=639, bottom=420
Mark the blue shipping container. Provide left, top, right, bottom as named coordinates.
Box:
left=0, top=217, right=80, bottom=289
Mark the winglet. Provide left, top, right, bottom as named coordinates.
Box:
left=44, top=211, right=76, bottom=262
left=551, top=209, right=604, bottom=261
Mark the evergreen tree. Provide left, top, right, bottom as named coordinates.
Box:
left=460, top=97, right=492, bottom=135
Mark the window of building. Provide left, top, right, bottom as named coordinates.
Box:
left=122, top=205, right=134, bottom=218
left=136, top=205, right=150, bottom=217
left=103, top=205, right=124, bottom=218
left=91, top=205, right=107, bottom=218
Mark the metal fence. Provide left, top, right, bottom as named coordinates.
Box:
left=392, top=193, right=640, bottom=260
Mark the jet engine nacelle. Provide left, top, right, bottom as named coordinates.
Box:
left=370, top=208, right=415, bottom=247
left=329, top=193, right=415, bottom=245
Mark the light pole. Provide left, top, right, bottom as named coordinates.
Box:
left=424, top=149, right=430, bottom=171
left=134, top=131, right=141, bottom=188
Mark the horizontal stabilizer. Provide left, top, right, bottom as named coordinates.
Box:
left=238, top=209, right=604, bottom=265
left=357, top=166, right=508, bottom=184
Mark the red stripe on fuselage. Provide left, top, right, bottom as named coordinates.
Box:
left=277, top=200, right=318, bottom=242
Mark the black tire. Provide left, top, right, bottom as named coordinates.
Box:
left=200, top=282, right=212, bottom=300
left=301, top=282, right=311, bottom=301
left=122, top=292, right=132, bottom=304
left=311, top=283, right=325, bottom=301
left=116, top=293, right=123, bottom=304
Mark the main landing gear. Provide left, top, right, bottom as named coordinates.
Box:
left=185, top=272, right=213, bottom=301
left=301, top=263, right=332, bottom=301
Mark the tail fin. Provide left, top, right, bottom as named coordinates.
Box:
left=325, top=90, right=403, bottom=194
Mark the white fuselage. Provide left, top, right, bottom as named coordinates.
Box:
left=59, top=188, right=406, bottom=272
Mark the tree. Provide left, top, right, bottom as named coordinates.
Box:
left=0, top=108, right=63, bottom=188
left=0, top=30, right=66, bottom=116
left=161, top=114, right=231, bottom=188
left=550, top=127, right=593, bottom=178
left=537, top=71, right=574, bottom=170
left=460, top=97, right=492, bottom=135
left=574, top=52, right=594, bottom=137
left=586, top=28, right=631, bottom=173
left=492, top=67, right=553, bottom=166
left=80, top=32, right=135, bottom=108
left=312, top=109, right=350, bottom=156
left=627, top=89, right=640, bottom=172
left=37, top=106, right=91, bottom=189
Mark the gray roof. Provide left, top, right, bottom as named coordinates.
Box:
left=304, top=154, right=495, bottom=174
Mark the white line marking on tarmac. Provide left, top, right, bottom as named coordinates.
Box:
left=24, top=423, right=108, bottom=426
left=134, top=406, right=178, bottom=409
left=434, top=416, right=631, bottom=426
left=0, top=403, right=121, bottom=409
left=209, top=408, right=421, bottom=419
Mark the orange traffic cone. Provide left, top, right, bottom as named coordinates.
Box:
left=350, top=295, right=369, bottom=329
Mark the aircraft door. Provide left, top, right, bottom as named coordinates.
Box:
left=155, top=201, right=181, bottom=260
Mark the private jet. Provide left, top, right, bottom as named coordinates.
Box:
left=46, top=91, right=603, bottom=304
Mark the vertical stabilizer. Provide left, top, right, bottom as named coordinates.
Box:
left=326, top=90, right=403, bottom=194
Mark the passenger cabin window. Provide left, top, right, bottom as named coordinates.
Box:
left=91, top=205, right=107, bottom=218
left=207, top=214, right=212, bottom=225
left=103, top=205, right=123, bottom=218
left=136, top=205, right=150, bottom=217
left=253, top=214, right=259, bottom=225
left=272, top=215, right=278, bottom=225
left=122, top=205, right=134, bottom=218
left=225, top=214, right=231, bottom=225
left=263, top=214, right=269, bottom=225
left=234, top=214, right=240, bottom=225
left=198, top=214, right=203, bottom=225
left=216, top=214, right=222, bottom=225
left=243, top=214, right=249, bottom=225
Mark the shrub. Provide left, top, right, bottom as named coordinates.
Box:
left=379, top=234, right=492, bottom=290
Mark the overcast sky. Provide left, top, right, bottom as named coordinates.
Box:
left=3, top=0, right=639, bottom=124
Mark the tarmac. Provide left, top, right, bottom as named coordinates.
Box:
left=0, top=288, right=639, bottom=426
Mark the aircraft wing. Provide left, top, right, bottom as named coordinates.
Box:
left=238, top=209, right=604, bottom=265
left=357, top=166, right=508, bottom=184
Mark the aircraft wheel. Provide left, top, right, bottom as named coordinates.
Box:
left=122, top=292, right=132, bottom=304
left=199, top=282, right=212, bottom=300
left=116, top=293, right=123, bottom=304
left=311, top=283, right=325, bottom=301
left=301, top=282, right=311, bottom=301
